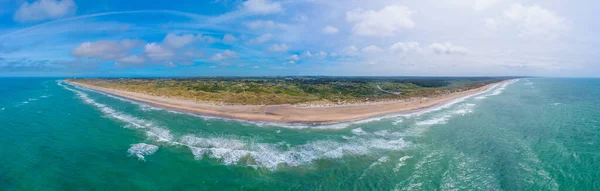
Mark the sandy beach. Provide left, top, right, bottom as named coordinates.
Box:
left=68, top=80, right=505, bottom=124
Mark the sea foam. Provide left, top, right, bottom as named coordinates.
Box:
left=60, top=81, right=411, bottom=170
left=128, top=143, right=159, bottom=161
left=58, top=81, right=174, bottom=142
left=176, top=134, right=409, bottom=170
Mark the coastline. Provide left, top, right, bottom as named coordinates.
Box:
left=67, top=80, right=508, bottom=124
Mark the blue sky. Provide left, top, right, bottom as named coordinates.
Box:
left=0, top=0, right=598, bottom=77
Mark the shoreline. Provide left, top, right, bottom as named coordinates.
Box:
left=67, top=80, right=508, bottom=124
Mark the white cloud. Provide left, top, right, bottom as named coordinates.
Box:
left=211, top=50, right=238, bottom=61
left=429, top=43, right=469, bottom=55
left=346, top=5, right=415, bottom=37
left=301, top=51, right=312, bottom=57
left=248, top=33, right=272, bottom=44
left=13, top=0, right=76, bottom=22
left=243, top=0, right=282, bottom=14
left=473, top=0, right=502, bottom=12
left=117, top=55, right=145, bottom=64
left=503, top=3, right=567, bottom=39
left=290, top=54, right=300, bottom=61
left=222, top=34, right=238, bottom=43
left=245, top=20, right=285, bottom=30
left=162, top=33, right=196, bottom=48
left=72, top=40, right=142, bottom=60
left=223, top=50, right=238, bottom=57
left=389, top=42, right=421, bottom=53
left=322, top=25, right=339, bottom=34
left=318, top=51, right=328, bottom=57
left=361, top=45, right=383, bottom=54
left=268, top=44, right=290, bottom=52
left=144, top=43, right=174, bottom=61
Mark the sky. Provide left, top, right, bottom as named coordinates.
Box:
left=0, top=0, right=598, bottom=77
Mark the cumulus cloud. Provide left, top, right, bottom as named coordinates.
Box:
left=144, top=43, right=174, bottom=61
left=162, top=33, right=196, bottom=49
left=389, top=42, right=421, bottom=53
left=473, top=0, right=502, bottom=12
left=503, top=3, right=567, bottom=39
left=212, top=50, right=238, bottom=61
left=72, top=39, right=143, bottom=60
left=361, top=45, right=383, bottom=54
left=322, top=25, right=339, bottom=34
left=13, top=0, right=77, bottom=23
left=243, top=0, right=282, bottom=14
left=268, top=44, right=290, bottom=52
left=248, top=33, right=272, bottom=44
left=289, top=54, right=300, bottom=61
left=429, top=43, right=469, bottom=55
left=346, top=5, right=415, bottom=37
left=301, top=51, right=312, bottom=57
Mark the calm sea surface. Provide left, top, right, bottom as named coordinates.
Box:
left=1, top=78, right=599, bottom=190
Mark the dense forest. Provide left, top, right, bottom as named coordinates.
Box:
left=70, top=77, right=511, bottom=105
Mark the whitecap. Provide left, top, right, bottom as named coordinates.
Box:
left=415, top=100, right=477, bottom=126
left=373, top=130, right=404, bottom=138
left=393, top=155, right=413, bottom=173
left=359, top=156, right=390, bottom=179
left=128, top=143, right=159, bottom=161
left=392, top=119, right=404, bottom=125
left=351, top=128, right=367, bottom=135
left=174, top=134, right=409, bottom=170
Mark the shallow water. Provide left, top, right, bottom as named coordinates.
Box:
left=1, top=78, right=599, bottom=190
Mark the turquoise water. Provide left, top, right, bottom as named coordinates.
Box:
left=1, top=78, right=599, bottom=190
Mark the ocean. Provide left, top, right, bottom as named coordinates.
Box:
left=0, top=78, right=599, bottom=190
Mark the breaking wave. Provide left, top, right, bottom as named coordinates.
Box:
left=60, top=81, right=410, bottom=170
left=393, top=156, right=413, bottom=173
left=175, top=133, right=408, bottom=170
left=475, top=79, right=518, bottom=100
left=58, top=81, right=174, bottom=142
left=415, top=103, right=476, bottom=126
left=128, top=143, right=159, bottom=161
